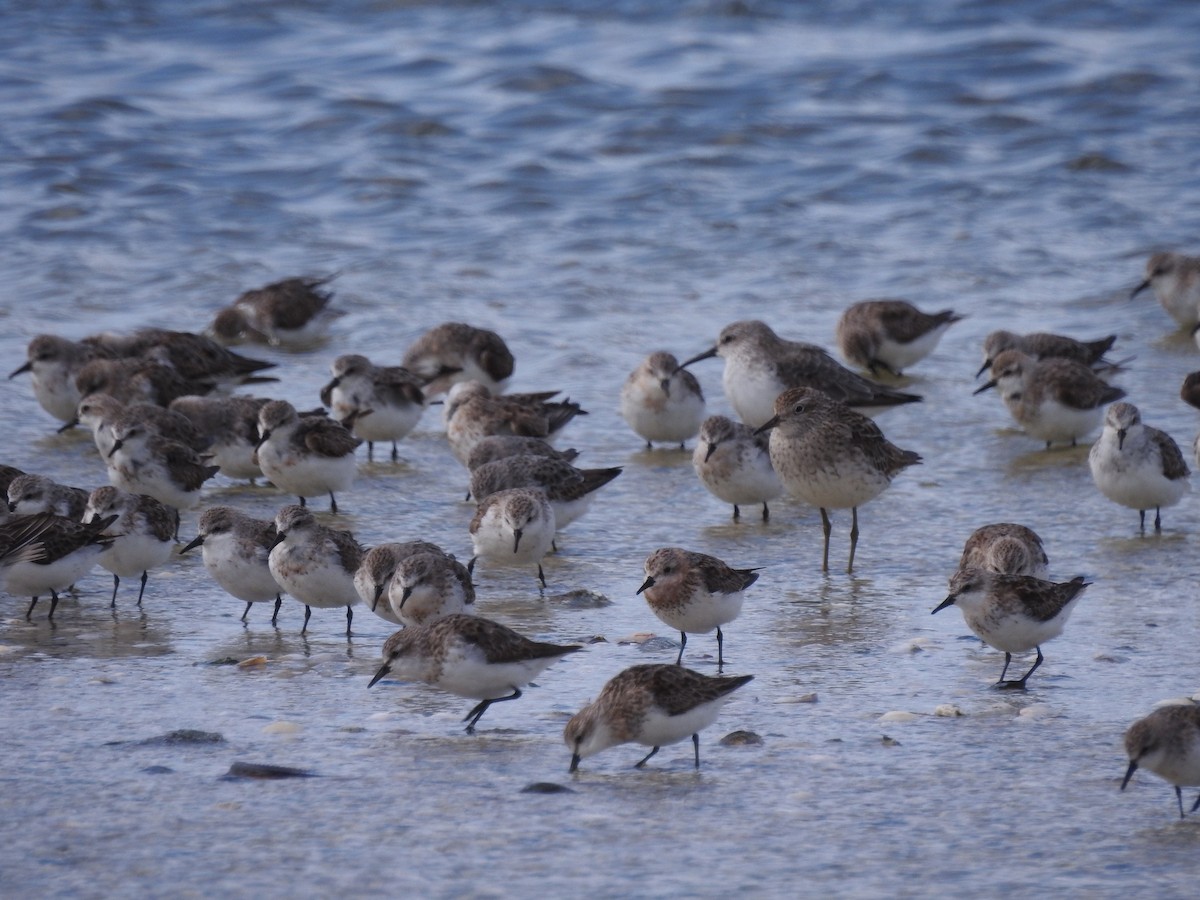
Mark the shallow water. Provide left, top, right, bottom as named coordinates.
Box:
left=3, top=1, right=1200, bottom=895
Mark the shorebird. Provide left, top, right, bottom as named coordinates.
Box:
left=106, top=420, right=219, bottom=514
left=933, top=568, right=1089, bottom=689
left=9, top=334, right=112, bottom=423
left=180, top=507, right=283, bottom=624
left=976, top=330, right=1119, bottom=378
left=468, top=487, right=556, bottom=589
left=465, top=435, right=579, bottom=471
left=468, top=455, right=621, bottom=530
left=565, top=664, right=753, bottom=772
left=1122, top=702, right=1200, bottom=818
left=974, top=349, right=1126, bottom=448
left=72, top=393, right=210, bottom=458
left=692, top=415, right=782, bottom=521
left=255, top=400, right=361, bottom=513
left=637, top=547, right=760, bottom=671
left=619, top=351, right=706, bottom=449
left=401, top=322, right=514, bottom=398
left=268, top=504, right=362, bottom=636
left=83, top=486, right=175, bottom=608
left=756, top=387, right=921, bottom=572
left=678, top=319, right=920, bottom=429
left=320, top=354, right=426, bottom=461
left=1131, top=251, right=1200, bottom=329
left=836, top=299, right=961, bottom=376
left=367, top=614, right=582, bottom=734
left=1089, top=402, right=1189, bottom=532
left=387, top=550, right=476, bottom=628
left=168, top=395, right=270, bottom=481
left=3, top=513, right=116, bottom=619
left=209, top=275, right=341, bottom=347
left=957, top=523, right=1049, bottom=579
left=444, top=381, right=585, bottom=466
left=7, top=473, right=90, bottom=520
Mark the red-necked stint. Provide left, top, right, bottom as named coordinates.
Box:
left=565, top=664, right=753, bottom=772
left=468, top=487, right=556, bottom=589
left=84, top=486, right=175, bottom=608
left=756, top=386, right=921, bottom=573
left=836, top=299, right=961, bottom=376
left=209, top=275, right=341, bottom=348
left=957, top=523, right=1049, bottom=579
left=619, top=351, right=706, bottom=449
left=677, top=319, right=921, bottom=429
left=977, top=330, right=1118, bottom=378
left=1122, top=702, right=1200, bottom=818
left=933, top=568, right=1089, bottom=689
left=637, top=547, right=760, bottom=671
left=180, top=506, right=283, bottom=624
left=1089, top=402, right=1189, bottom=533
left=268, top=504, right=362, bottom=636
left=4, top=513, right=116, bottom=619
left=367, top=613, right=582, bottom=734
left=692, top=414, right=782, bottom=522
left=974, top=349, right=1126, bottom=449
left=320, top=354, right=426, bottom=462
left=1131, top=251, right=1200, bottom=329
left=255, top=400, right=361, bottom=513
left=401, top=322, right=515, bottom=398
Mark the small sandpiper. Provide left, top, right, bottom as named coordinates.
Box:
left=83, top=486, right=175, bottom=608
left=1131, top=251, right=1200, bottom=329
left=757, top=387, right=921, bottom=572
left=169, top=395, right=269, bottom=482
left=692, top=415, right=782, bottom=521
left=401, top=322, right=515, bottom=398
left=9, top=334, right=111, bottom=424
left=387, top=550, right=476, bottom=627
left=933, top=568, right=1089, bottom=689
left=1089, top=402, right=1189, bottom=532
left=4, top=513, right=116, bottom=619
left=974, top=349, right=1126, bottom=448
left=268, top=504, right=363, bottom=636
left=7, top=473, right=90, bottom=520
left=465, top=434, right=579, bottom=471
left=468, top=455, right=621, bottom=530
left=564, top=664, right=753, bottom=772
left=1122, top=702, right=1200, bottom=818
left=468, top=487, right=556, bottom=588
left=209, top=275, right=341, bottom=348
left=678, top=319, right=921, bottom=429
left=444, top=382, right=586, bottom=466
left=73, top=393, right=210, bottom=459
left=836, top=299, right=961, bottom=376
left=619, top=351, right=706, bottom=449
left=637, top=547, right=760, bottom=671
left=977, top=330, right=1119, bottom=377
left=321, top=354, right=426, bottom=462
left=368, top=613, right=582, bottom=734
left=180, top=506, right=283, bottom=624
left=957, top=523, right=1049, bottom=579
left=255, top=400, right=361, bottom=513
left=106, top=420, right=219, bottom=514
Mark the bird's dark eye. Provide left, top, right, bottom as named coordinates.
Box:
left=721, top=334, right=733, bottom=344
left=793, top=403, right=805, bottom=414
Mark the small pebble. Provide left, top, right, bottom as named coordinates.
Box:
left=262, top=721, right=302, bottom=736
left=520, top=782, right=574, bottom=794
left=719, top=730, right=763, bottom=747
left=224, top=761, right=316, bottom=780
left=933, top=704, right=964, bottom=717
left=878, top=711, right=918, bottom=723
left=880, top=735, right=901, bottom=747
left=237, top=656, right=268, bottom=669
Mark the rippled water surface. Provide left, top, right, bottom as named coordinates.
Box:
left=3, top=1, right=1200, bottom=896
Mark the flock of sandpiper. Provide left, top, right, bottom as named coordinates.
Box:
left=2, top=252, right=1200, bottom=798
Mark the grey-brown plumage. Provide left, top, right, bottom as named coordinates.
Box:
left=9, top=334, right=117, bottom=423
left=836, top=299, right=962, bottom=376
left=933, top=568, right=1089, bottom=688
left=368, top=613, right=582, bottom=733
left=210, top=275, right=339, bottom=347
left=0, top=511, right=56, bottom=568
left=974, top=349, right=1126, bottom=448
left=977, top=330, right=1118, bottom=377
left=82, top=327, right=276, bottom=385
left=169, top=395, right=271, bottom=481
left=389, top=550, right=476, bottom=627
left=320, top=354, right=426, bottom=461
left=180, top=506, right=282, bottom=623
left=469, top=455, right=621, bottom=529
left=678, top=319, right=921, bottom=429
left=106, top=421, right=220, bottom=514
left=0, top=465, right=25, bottom=519
left=692, top=415, right=781, bottom=521
left=637, top=547, right=760, bottom=670
left=255, top=400, right=361, bottom=512
left=72, top=393, right=211, bottom=454
left=445, top=382, right=586, bottom=465
left=402, top=322, right=515, bottom=397
left=75, top=357, right=212, bottom=408
left=958, top=524, right=1049, bottom=578
left=1131, top=251, right=1200, bottom=328
left=353, top=540, right=448, bottom=614
left=1122, top=703, right=1200, bottom=818
left=268, top=504, right=362, bottom=635
left=4, top=513, right=117, bottom=619
left=466, top=435, right=580, bottom=471
left=565, top=664, right=754, bottom=772
left=84, top=486, right=176, bottom=608
left=7, top=473, right=90, bottom=520
left=757, top=386, right=921, bottom=573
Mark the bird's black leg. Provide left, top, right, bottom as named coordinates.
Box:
left=732, top=504, right=741, bottom=521
left=345, top=606, right=353, bottom=638
left=329, top=492, right=338, bottom=514
left=136, top=570, right=148, bottom=607
left=693, top=733, right=701, bottom=769
left=110, top=574, right=120, bottom=608
left=635, top=746, right=660, bottom=768
left=463, top=688, right=522, bottom=733
left=537, top=564, right=546, bottom=589
left=25, top=597, right=38, bottom=620
left=761, top=502, right=769, bottom=522
left=1155, top=507, right=1163, bottom=532
left=675, top=632, right=687, bottom=665
left=716, top=627, right=725, bottom=672
left=242, top=601, right=252, bottom=622
left=302, top=604, right=312, bottom=634
left=271, top=595, right=282, bottom=627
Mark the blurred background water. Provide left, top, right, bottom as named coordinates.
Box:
left=2, top=1, right=1200, bottom=895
